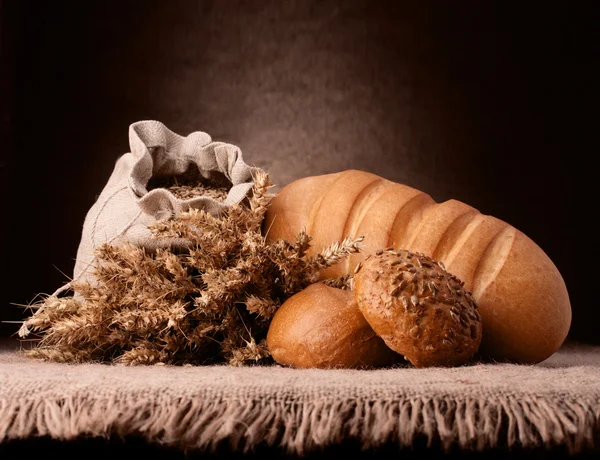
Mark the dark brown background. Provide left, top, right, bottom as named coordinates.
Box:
left=2, top=1, right=597, bottom=344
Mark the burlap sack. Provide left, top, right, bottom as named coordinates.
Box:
left=18, top=120, right=258, bottom=337
left=71, top=120, right=258, bottom=285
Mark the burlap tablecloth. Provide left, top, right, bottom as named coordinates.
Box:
left=1, top=341, right=599, bottom=456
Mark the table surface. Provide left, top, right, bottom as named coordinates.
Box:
left=1, top=339, right=599, bottom=458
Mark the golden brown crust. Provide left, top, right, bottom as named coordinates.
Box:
left=354, top=249, right=482, bottom=368
left=473, top=229, right=572, bottom=363
left=266, top=283, right=399, bottom=369
left=264, top=170, right=572, bottom=364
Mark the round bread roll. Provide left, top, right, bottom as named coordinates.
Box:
left=266, top=282, right=399, bottom=369
left=354, top=249, right=482, bottom=368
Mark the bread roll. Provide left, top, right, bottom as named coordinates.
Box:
left=264, top=170, right=571, bottom=364
left=354, top=249, right=482, bottom=368
left=266, top=283, right=399, bottom=369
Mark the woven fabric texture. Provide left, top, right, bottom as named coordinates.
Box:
left=68, top=120, right=257, bottom=288
left=1, top=343, right=599, bottom=456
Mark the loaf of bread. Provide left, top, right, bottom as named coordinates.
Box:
left=267, top=282, right=399, bottom=369
left=264, top=170, right=571, bottom=364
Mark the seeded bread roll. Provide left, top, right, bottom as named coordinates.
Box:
left=263, top=170, right=571, bottom=364
left=354, top=249, right=482, bottom=368
left=266, top=283, right=399, bottom=369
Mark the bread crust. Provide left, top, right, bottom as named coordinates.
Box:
left=354, top=250, right=482, bottom=368
left=266, top=283, right=399, bottom=369
left=264, top=170, right=571, bottom=363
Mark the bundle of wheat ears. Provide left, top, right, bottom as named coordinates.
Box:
left=20, top=171, right=363, bottom=366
